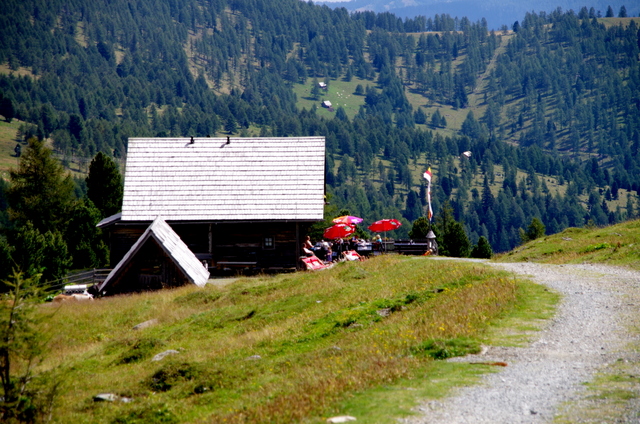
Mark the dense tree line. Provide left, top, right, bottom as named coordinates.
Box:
left=0, top=141, right=121, bottom=288
left=0, top=0, right=638, bottom=268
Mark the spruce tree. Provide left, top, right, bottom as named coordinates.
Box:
left=86, top=152, right=123, bottom=218
left=65, top=199, right=109, bottom=269
left=521, top=217, right=546, bottom=243
left=447, top=221, right=471, bottom=258
left=471, top=236, right=493, bottom=258
left=409, top=216, right=430, bottom=239
left=6, top=138, right=75, bottom=234
left=0, top=97, right=15, bottom=123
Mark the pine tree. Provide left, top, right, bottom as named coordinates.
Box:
left=471, top=236, right=492, bottom=258
left=86, top=152, right=123, bottom=218
left=606, top=6, right=614, bottom=17
left=447, top=221, right=471, bottom=257
left=409, top=216, right=430, bottom=239
left=65, top=199, right=109, bottom=269
left=520, top=217, right=546, bottom=243
left=433, top=199, right=472, bottom=257
left=6, top=138, right=75, bottom=233
left=481, top=176, right=495, bottom=212
left=224, top=116, right=237, bottom=134
left=0, top=97, right=15, bottom=123
left=404, top=190, right=423, bottom=222
left=618, top=6, right=627, bottom=17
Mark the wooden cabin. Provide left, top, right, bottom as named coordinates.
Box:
left=98, top=136, right=326, bottom=291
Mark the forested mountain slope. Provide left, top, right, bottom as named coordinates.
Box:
left=0, top=0, right=639, bottom=261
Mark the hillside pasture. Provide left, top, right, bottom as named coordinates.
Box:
left=293, top=77, right=370, bottom=120
left=497, top=218, right=640, bottom=270
left=33, top=255, right=553, bottom=424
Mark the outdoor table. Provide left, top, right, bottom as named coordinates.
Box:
left=356, top=243, right=373, bottom=256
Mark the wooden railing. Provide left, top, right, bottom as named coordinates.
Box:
left=48, top=268, right=112, bottom=291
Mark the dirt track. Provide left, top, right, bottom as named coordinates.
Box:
left=402, top=261, right=640, bottom=423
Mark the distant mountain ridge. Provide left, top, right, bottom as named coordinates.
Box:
left=313, top=0, right=638, bottom=29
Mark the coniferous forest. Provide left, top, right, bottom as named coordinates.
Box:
left=0, top=0, right=639, bottom=281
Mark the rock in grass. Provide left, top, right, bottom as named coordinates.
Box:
left=152, top=349, right=180, bottom=361
left=93, top=393, right=133, bottom=403
left=327, top=416, right=356, bottom=423
left=133, top=319, right=158, bottom=330
left=376, top=308, right=391, bottom=317
left=94, top=393, right=119, bottom=402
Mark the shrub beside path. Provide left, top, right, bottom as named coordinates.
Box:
left=402, top=261, right=640, bottom=423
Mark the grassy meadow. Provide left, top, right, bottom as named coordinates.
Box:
left=27, top=254, right=558, bottom=424
left=292, top=77, right=369, bottom=121
left=496, top=218, right=640, bottom=270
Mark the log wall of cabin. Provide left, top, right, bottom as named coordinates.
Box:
left=110, top=221, right=312, bottom=271
left=110, top=226, right=146, bottom=267
left=209, top=222, right=310, bottom=268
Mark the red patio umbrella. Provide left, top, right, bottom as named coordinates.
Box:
left=324, top=223, right=355, bottom=239
left=332, top=215, right=363, bottom=225
left=368, top=219, right=402, bottom=233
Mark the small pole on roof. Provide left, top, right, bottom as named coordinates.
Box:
left=190, top=136, right=195, bottom=144
left=226, top=136, right=230, bottom=144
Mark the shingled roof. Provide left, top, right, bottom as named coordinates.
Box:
left=120, top=137, right=326, bottom=222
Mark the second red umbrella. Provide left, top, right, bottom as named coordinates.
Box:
left=324, top=223, right=355, bottom=239
left=368, top=219, right=402, bottom=233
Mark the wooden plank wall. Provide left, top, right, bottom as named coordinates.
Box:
left=111, top=221, right=312, bottom=271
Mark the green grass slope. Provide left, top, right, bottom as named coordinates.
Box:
left=496, top=218, right=640, bottom=270
left=29, top=254, right=556, bottom=424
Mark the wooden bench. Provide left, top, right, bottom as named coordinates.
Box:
left=216, top=261, right=258, bottom=270
left=393, top=241, right=430, bottom=255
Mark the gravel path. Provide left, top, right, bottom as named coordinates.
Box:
left=401, top=262, right=640, bottom=423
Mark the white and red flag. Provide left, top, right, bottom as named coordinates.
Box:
left=423, top=168, right=432, bottom=183
left=423, top=167, right=433, bottom=221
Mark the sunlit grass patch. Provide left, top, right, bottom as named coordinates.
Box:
left=411, top=337, right=481, bottom=360
left=581, top=242, right=612, bottom=253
